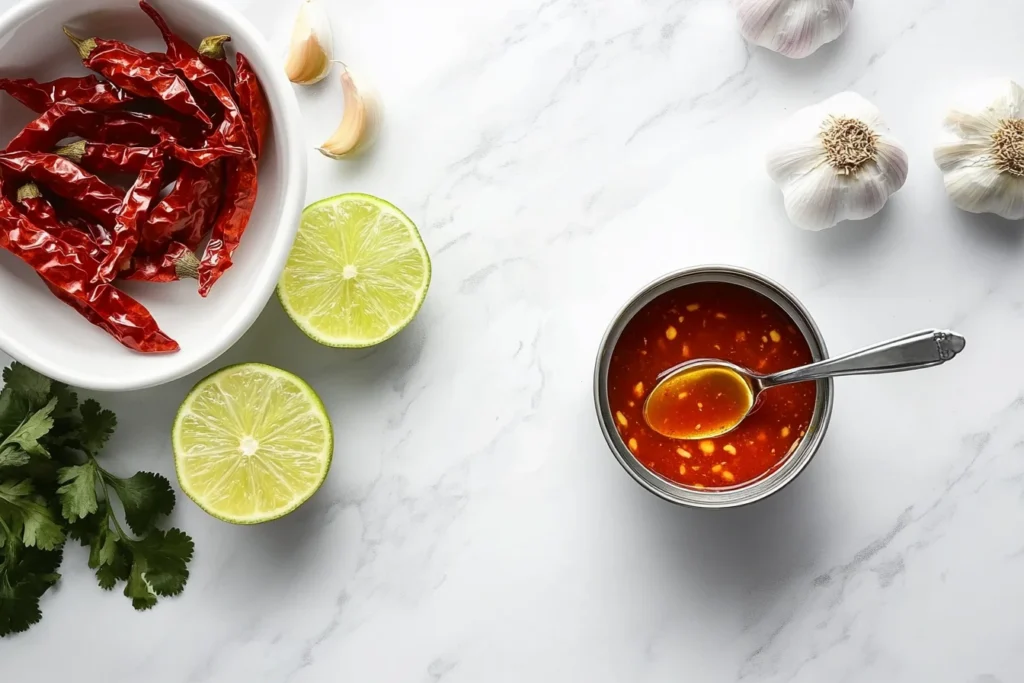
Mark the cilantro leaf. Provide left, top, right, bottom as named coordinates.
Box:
left=87, top=523, right=130, bottom=591
left=0, top=480, right=65, bottom=550
left=0, top=541, right=62, bottom=637
left=77, top=400, right=116, bottom=455
left=0, top=397, right=57, bottom=464
left=0, top=449, right=30, bottom=470
left=124, top=559, right=158, bottom=611
left=21, top=505, right=65, bottom=551
left=49, top=382, right=78, bottom=421
left=0, top=387, right=29, bottom=439
left=121, top=528, right=193, bottom=610
left=133, top=528, right=193, bottom=597
left=56, top=461, right=99, bottom=523
left=1, top=364, right=51, bottom=409
left=105, top=472, right=175, bottom=535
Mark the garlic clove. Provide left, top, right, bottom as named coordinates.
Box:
left=285, top=0, right=334, bottom=85
left=736, top=0, right=855, bottom=59
left=318, top=67, right=382, bottom=160
left=766, top=92, right=908, bottom=231
left=781, top=166, right=844, bottom=231
left=872, top=136, right=910, bottom=195
left=943, top=166, right=1024, bottom=219
left=934, top=79, right=1024, bottom=219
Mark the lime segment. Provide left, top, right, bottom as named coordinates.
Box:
left=278, top=193, right=431, bottom=347
left=172, top=364, right=333, bottom=524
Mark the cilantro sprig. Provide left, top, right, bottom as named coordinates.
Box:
left=0, top=363, right=194, bottom=636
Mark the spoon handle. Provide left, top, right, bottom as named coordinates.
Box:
left=760, top=329, right=966, bottom=388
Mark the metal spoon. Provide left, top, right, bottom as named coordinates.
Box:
left=644, top=329, right=967, bottom=440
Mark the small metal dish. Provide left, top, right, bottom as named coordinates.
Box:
left=594, top=265, right=834, bottom=508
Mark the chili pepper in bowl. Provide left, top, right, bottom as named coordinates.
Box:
left=0, top=75, right=131, bottom=113
left=234, top=53, right=270, bottom=159
left=122, top=241, right=198, bottom=283
left=0, top=196, right=177, bottom=353
left=15, top=183, right=105, bottom=261
left=198, top=35, right=235, bottom=89
left=6, top=103, right=189, bottom=152
left=62, top=27, right=213, bottom=127
left=0, top=151, right=124, bottom=228
left=142, top=163, right=222, bottom=253
left=54, top=139, right=243, bottom=175
left=95, top=149, right=174, bottom=282
left=140, top=2, right=253, bottom=153
left=197, top=54, right=268, bottom=296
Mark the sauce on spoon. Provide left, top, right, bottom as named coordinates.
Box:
left=643, top=364, right=754, bottom=439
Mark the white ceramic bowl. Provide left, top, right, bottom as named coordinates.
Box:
left=0, top=0, right=305, bottom=391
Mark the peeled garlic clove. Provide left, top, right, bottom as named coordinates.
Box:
left=285, top=0, right=333, bottom=85
left=766, top=92, right=908, bottom=231
left=934, top=79, right=1024, bottom=220
left=318, top=68, right=382, bottom=159
left=736, top=0, right=855, bottom=59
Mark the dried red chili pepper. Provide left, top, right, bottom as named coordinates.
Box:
left=196, top=155, right=256, bottom=296
left=95, top=149, right=173, bottom=282
left=45, top=195, right=111, bottom=248
left=0, top=196, right=177, bottom=353
left=140, top=1, right=252, bottom=153
left=0, top=151, right=124, bottom=228
left=0, top=75, right=131, bottom=113
left=197, top=52, right=267, bottom=296
left=54, top=140, right=152, bottom=175
left=234, top=53, right=269, bottom=160
left=6, top=103, right=188, bottom=152
left=122, top=241, right=198, bottom=283
left=15, top=183, right=105, bottom=261
left=142, top=162, right=222, bottom=253
left=198, top=35, right=235, bottom=90
left=55, top=139, right=242, bottom=175
left=63, top=27, right=213, bottom=128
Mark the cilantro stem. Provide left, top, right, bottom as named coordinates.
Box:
left=90, top=456, right=128, bottom=540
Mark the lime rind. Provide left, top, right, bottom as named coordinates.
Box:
left=277, top=193, right=431, bottom=348
left=172, top=363, right=334, bottom=525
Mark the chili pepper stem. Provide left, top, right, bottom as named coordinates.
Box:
left=198, top=34, right=231, bottom=59
left=16, top=183, right=42, bottom=201
left=174, top=250, right=200, bottom=280
left=55, top=139, right=86, bottom=164
left=62, top=27, right=97, bottom=60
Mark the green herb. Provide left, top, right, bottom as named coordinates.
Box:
left=0, top=363, right=193, bottom=636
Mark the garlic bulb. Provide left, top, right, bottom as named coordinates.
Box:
left=285, top=0, right=333, bottom=85
left=934, top=79, right=1024, bottom=219
left=736, top=0, right=854, bottom=59
left=318, top=67, right=382, bottom=159
left=766, top=92, right=909, bottom=231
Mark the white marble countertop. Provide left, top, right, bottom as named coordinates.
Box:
left=4, top=0, right=1024, bottom=681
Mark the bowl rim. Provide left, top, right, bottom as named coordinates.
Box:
left=593, top=265, right=835, bottom=508
left=0, top=0, right=307, bottom=392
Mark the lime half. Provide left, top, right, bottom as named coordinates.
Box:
left=172, top=364, right=333, bottom=524
left=278, top=193, right=431, bottom=347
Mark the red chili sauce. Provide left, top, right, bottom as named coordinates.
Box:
left=607, top=281, right=817, bottom=489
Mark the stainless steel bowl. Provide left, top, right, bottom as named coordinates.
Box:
left=594, top=266, right=834, bottom=508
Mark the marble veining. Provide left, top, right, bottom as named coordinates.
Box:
left=4, top=0, right=1024, bottom=681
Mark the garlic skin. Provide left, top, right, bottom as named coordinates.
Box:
left=318, top=68, right=382, bottom=160
left=736, top=0, right=854, bottom=59
left=285, top=0, right=333, bottom=85
left=934, top=79, right=1024, bottom=220
left=766, top=92, right=909, bottom=231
